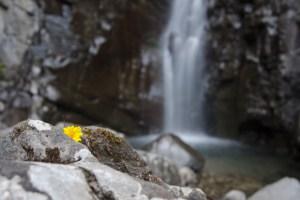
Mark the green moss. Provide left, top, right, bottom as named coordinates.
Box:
left=83, top=127, right=123, bottom=144
left=0, top=63, right=5, bottom=79
left=100, top=129, right=123, bottom=144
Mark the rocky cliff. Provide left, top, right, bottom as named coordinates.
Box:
left=0, top=0, right=169, bottom=133
left=207, top=0, right=300, bottom=153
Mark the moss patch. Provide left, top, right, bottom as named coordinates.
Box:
left=81, top=127, right=160, bottom=183
left=0, top=63, right=5, bottom=79
left=83, top=127, right=123, bottom=144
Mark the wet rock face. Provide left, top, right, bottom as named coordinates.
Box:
left=0, top=0, right=170, bottom=134
left=207, top=0, right=300, bottom=150
left=41, top=0, right=166, bottom=133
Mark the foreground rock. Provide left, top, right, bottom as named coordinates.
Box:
left=0, top=158, right=207, bottom=200
left=81, top=127, right=153, bottom=181
left=249, top=177, right=300, bottom=200
left=0, top=120, right=85, bottom=163
left=144, top=134, right=205, bottom=174
left=0, top=120, right=207, bottom=200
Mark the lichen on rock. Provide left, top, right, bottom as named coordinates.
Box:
left=0, top=120, right=86, bottom=164
left=81, top=127, right=158, bottom=182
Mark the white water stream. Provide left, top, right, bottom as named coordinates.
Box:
left=161, top=0, right=208, bottom=133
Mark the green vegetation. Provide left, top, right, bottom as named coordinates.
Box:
left=83, top=127, right=123, bottom=144
left=0, top=63, right=5, bottom=79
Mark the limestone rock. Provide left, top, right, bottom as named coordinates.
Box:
left=0, top=159, right=207, bottom=200
left=249, top=177, right=300, bottom=200
left=144, top=134, right=205, bottom=174
left=179, top=167, right=198, bottom=187
left=0, top=120, right=208, bottom=200
left=138, top=150, right=182, bottom=185
left=0, top=119, right=85, bottom=163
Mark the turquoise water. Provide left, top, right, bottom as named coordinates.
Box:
left=129, top=133, right=300, bottom=183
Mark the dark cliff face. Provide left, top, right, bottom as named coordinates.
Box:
left=40, top=0, right=169, bottom=133
left=207, top=0, right=300, bottom=151
left=0, top=0, right=170, bottom=134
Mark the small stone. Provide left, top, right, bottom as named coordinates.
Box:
left=223, top=190, right=246, bottom=200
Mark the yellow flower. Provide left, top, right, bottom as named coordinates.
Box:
left=63, top=126, right=83, bottom=142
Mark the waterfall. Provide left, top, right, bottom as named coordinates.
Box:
left=161, top=0, right=207, bottom=133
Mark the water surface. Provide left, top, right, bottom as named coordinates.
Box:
left=130, top=133, right=300, bottom=183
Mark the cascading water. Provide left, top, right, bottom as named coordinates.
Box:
left=132, top=1, right=300, bottom=186
left=161, top=0, right=207, bottom=133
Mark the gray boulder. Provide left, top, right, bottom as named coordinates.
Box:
left=138, top=151, right=198, bottom=187
left=179, top=167, right=198, bottom=187
left=0, top=120, right=154, bottom=182
left=249, top=177, right=300, bottom=200
left=0, top=119, right=85, bottom=163
left=0, top=120, right=208, bottom=200
left=144, top=134, right=205, bottom=174
left=0, top=159, right=177, bottom=200
left=138, top=150, right=181, bottom=185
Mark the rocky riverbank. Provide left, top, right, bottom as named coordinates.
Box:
left=0, top=120, right=207, bottom=200
left=0, top=120, right=299, bottom=200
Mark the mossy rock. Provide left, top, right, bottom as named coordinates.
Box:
left=81, top=127, right=159, bottom=183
